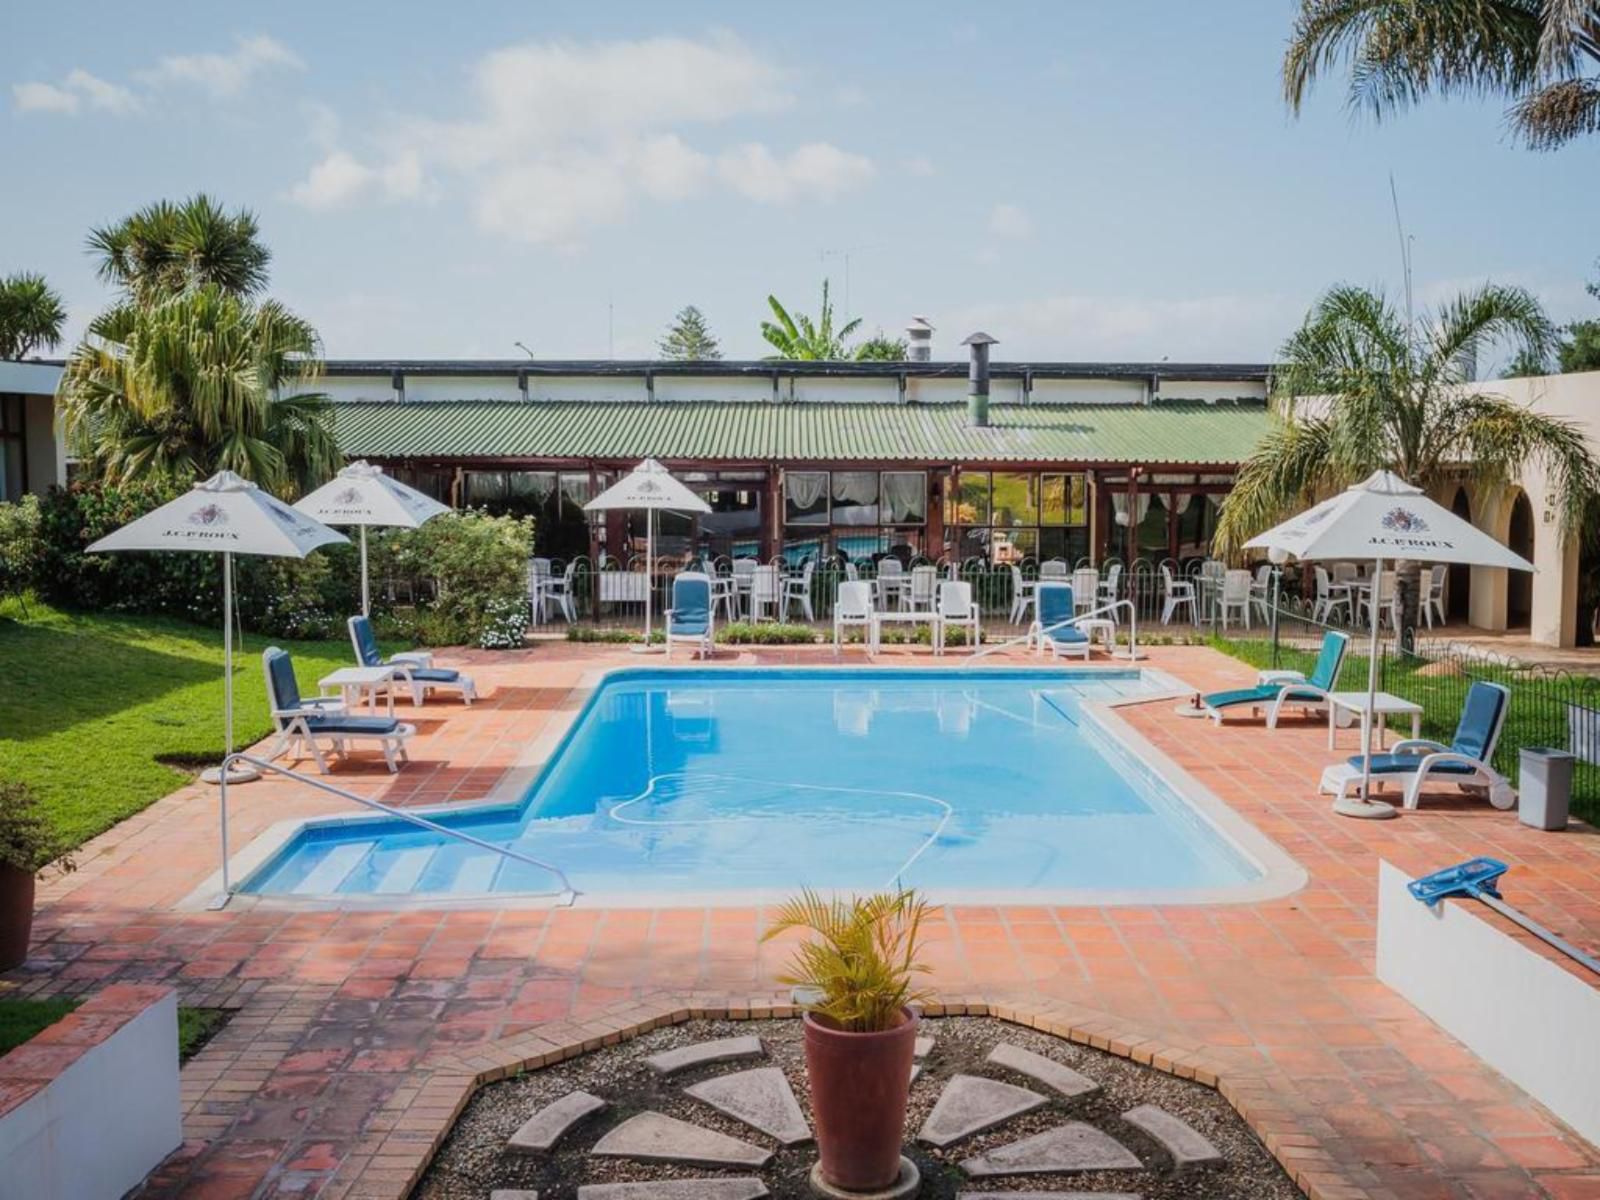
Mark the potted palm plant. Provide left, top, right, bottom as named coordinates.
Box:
left=763, top=889, right=932, bottom=1193
left=0, top=781, right=73, bottom=971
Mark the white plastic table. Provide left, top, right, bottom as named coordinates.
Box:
left=1327, top=690, right=1423, bottom=751
left=869, top=609, right=938, bottom=654
left=318, top=666, right=397, bottom=716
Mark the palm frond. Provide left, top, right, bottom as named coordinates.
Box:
left=1213, top=417, right=1336, bottom=558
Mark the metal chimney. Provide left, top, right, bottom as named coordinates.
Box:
left=962, top=331, right=998, bottom=427
left=906, top=315, right=934, bottom=363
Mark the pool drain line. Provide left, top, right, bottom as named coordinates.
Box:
left=607, top=771, right=954, bottom=890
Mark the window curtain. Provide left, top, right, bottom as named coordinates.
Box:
left=881, top=472, right=927, bottom=523
left=1110, top=492, right=1151, bottom=527
left=1171, top=492, right=1193, bottom=516
left=785, top=472, right=828, bottom=510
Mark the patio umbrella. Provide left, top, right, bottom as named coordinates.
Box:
left=294, top=461, right=449, bottom=617
left=584, top=458, right=711, bottom=648
left=87, top=471, right=348, bottom=784
left=1245, top=469, right=1533, bottom=819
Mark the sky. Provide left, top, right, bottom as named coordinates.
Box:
left=4, top=1, right=1598, bottom=369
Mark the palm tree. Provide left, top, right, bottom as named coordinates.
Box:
left=0, top=272, right=67, bottom=359
left=1215, top=282, right=1600, bottom=642
left=59, top=286, right=339, bottom=496
left=87, top=194, right=271, bottom=304
left=761, top=280, right=863, bottom=360
left=1283, top=0, right=1600, bottom=149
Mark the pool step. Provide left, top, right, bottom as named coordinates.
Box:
left=374, top=847, right=434, bottom=893
left=293, top=842, right=373, bottom=895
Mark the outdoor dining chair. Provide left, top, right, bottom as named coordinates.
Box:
left=1159, top=563, right=1196, bottom=625
left=1220, top=569, right=1252, bottom=629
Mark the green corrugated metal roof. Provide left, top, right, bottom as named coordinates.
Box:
left=331, top=400, right=1270, bottom=466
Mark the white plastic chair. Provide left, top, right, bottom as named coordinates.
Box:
left=1098, top=563, right=1122, bottom=612
left=1160, top=564, right=1196, bottom=625
left=749, top=564, right=781, bottom=622
left=834, top=580, right=874, bottom=654
left=1250, top=563, right=1273, bottom=622
left=1072, top=567, right=1098, bottom=615
left=934, top=580, right=980, bottom=656
left=527, top=557, right=551, bottom=623
left=542, top=561, right=576, bottom=623
left=1009, top=564, right=1035, bottom=626
left=1313, top=566, right=1351, bottom=625
left=1424, top=564, right=1447, bottom=629
left=1360, top=570, right=1401, bottom=630
left=907, top=564, right=937, bottom=612
left=1039, top=559, right=1069, bottom=579
left=783, top=560, right=816, bottom=621
left=1219, top=569, right=1252, bottom=629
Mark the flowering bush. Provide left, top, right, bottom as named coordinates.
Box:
left=0, top=496, right=43, bottom=599
left=478, top=595, right=531, bottom=649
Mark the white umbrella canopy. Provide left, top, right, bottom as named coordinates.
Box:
left=295, top=461, right=450, bottom=616
left=584, top=459, right=712, bottom=645
left=1244, top=469, right=1534, bottom=819
left=87, top=470, right=348, bottom=783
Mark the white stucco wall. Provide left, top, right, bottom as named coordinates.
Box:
left=1376, top=860, right=1600, bottom=1148
left=0, top=992, right=182, bottom=1200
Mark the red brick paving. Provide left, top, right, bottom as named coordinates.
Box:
left=6, top=641, right=1600, bottom=1198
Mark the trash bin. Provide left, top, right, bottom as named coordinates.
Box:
left=1519, top=747, right=1575, bottom=830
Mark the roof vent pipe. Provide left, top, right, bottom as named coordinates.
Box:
left=906, top=316, right=934, bottom=363
left=962, top=331, right=998, bottom=427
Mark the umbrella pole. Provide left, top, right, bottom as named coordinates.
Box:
left=360, top=525, right=370, bottom=618
left=1336, top=554, right=1396, bottom=819
left=224, top=549, right=234, bottom=760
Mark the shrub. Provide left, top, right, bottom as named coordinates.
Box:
left=716, top=622, right=818, bottom=645
left=0, top=496, right=43, bottom=598
left=0, top=781, right=75, bottom=875
left=33, top=483, right=534, bottom=648
left=565, top=626, right=645, bottom=644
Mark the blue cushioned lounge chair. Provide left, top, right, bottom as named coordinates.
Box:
left=1336, top=680, right=1513, bottom=810
left=665, top=572, right=715, bottom=659
left=349, top=615, right=476, bottom=706
left=263, top=646, right=414, bottom=774
left=1204, top=630, right=1348, bottom=726
left=1031, top=582, right=1090, bottom=660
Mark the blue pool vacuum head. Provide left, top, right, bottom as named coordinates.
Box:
left=1407, top=856, right=1508, bottom=907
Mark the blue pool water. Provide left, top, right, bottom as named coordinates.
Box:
left=242, top=669, right=1261, bottom=900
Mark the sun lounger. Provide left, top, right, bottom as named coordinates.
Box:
left=263, top=646, right=414, bottom=774
left=664, top=572, right=715, bottom=659
left=1204, top=630, right=1348, bottom=726
left=1329, top=680, right=1514, bottom=809
left=1031, top=582, right=1090, bottom=660
left=348, top=615, right=476, bottom=706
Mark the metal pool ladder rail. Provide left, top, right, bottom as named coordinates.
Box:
left=212, top=752, right=580, bottom=909
left=969, top=596, right=1139, bottom=662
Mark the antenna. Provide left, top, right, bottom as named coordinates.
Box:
left=818, top=243, right=877, bottom=318
left=608, top=295, right=614, bottom=359
left=1389, top=173, right=1415, bottom=348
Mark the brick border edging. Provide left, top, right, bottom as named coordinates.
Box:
left=327, top=989, right=1368, bottom=1200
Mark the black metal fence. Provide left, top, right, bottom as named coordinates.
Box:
left=1223, top=589, right=1600, bottom=823
left=520, top=555, right=1274, bottom=637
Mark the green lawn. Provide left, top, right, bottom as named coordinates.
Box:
left=0, top=997, right=230, bottom=1061
left=1212, top=634, right=1600, bottom=823
left=0, top=601, right=349, bottom=849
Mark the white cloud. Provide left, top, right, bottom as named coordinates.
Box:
left=288, top=148, right=424, bottom=211
left=141, top=34, right=304, bottom=97
left=987, top=203, right=1034, bottom=240
left=289, top=33, right=874, bottom=247
left=11, top=69, right=138, bottom=115
left=718, top=142, right=874, bottom=204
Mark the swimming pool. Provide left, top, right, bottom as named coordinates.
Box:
left=237, top=668, right=1301, bottom=905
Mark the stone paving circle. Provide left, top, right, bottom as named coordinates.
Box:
left=414, top=1015, right=1302, bottom=1200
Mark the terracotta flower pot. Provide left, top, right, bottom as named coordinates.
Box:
left=804, top=1007, right=918, bottom=1190
left=0, top=863, right=36, bottom=972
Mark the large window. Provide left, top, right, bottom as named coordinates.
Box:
left=881, top=472, right=927, bottom=525
left=830, top=472, right=878, bottom=526
left=948, top=469, right=1088, bottom=564
left=784, top=472, right=830, bottom=525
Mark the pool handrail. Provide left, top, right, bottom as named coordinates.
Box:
left=213, top=751, right=580, bottom=909
left=968, top=596, right=1139, bottom=662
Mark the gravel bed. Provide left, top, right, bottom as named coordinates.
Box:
left=412, top=1016, right=1300, bottom=1200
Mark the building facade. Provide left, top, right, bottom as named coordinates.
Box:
left=320, top=357, right=1273, bottom=571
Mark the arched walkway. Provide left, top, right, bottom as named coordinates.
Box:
left=1448, top=487, right=1472, bottom=622
left=1507, top=491, right=1535, bottom=629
